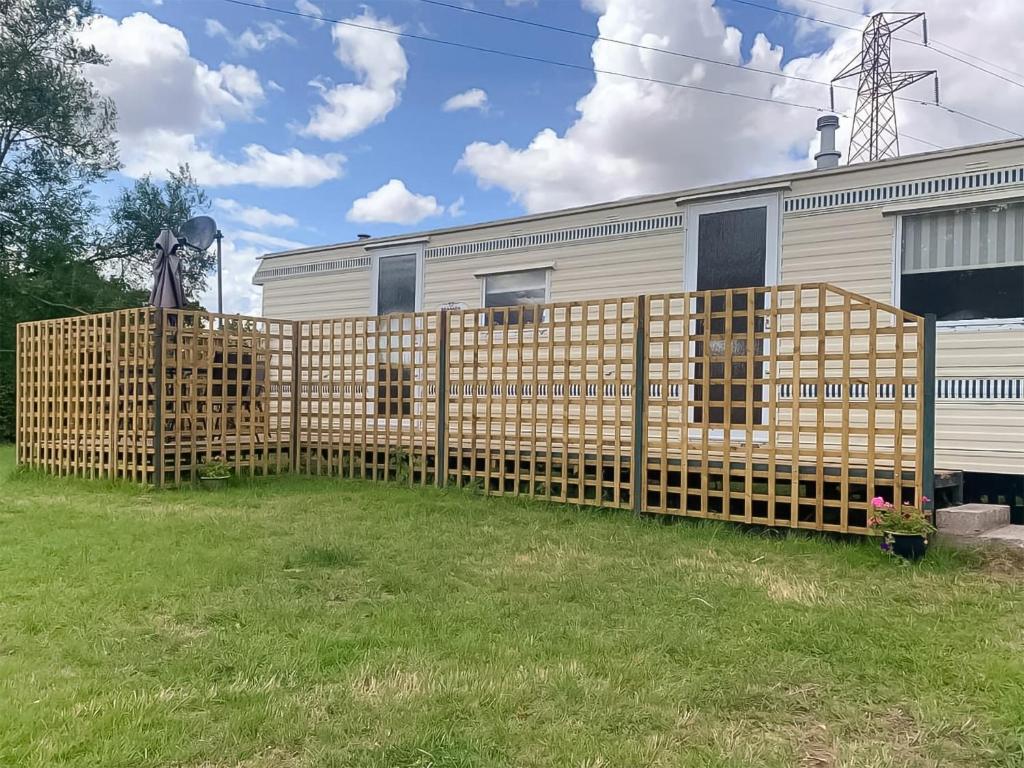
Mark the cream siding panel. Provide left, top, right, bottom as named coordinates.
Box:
left=781, top=207, right=894, bottom=302
left=423, top=198, right=679, bottom=252
left=936, top=328, right=1024, bottom=376
left=935, top=403, right=1023, bottom=474
left=422, top=231, right=683, bottom=309
left=933, top=328, right=1024, bottom=474
left=261, top=269, right=370, bottom=319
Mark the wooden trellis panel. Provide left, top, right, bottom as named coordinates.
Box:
left=643, top=284, right=924, bottom=533
left=16, top=309, right=157, bottom=482
left=16, top=284, right=927, bottom=529
left=444, top=299, right=638, bottom=508
left=296, top=312, right=440, bottom=485
left=155, top=310, right=296, bottom=484
left=114, top=309, right=160, bottom=483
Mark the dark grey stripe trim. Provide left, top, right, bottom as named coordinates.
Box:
left=255, top=255, right=372, bottom=282
left=424, top=213, right=685, bottom=260
left=784, top=166, right=1024, bottom=214
left=778, top=378, right=1022, bottom=401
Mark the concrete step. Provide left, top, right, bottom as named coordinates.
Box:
left=936, top=503, right=1010, bottom=536
left=978, top=525, right=1024, bottom=548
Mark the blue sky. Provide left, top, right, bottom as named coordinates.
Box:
left=81, top=0, right=1023, bottom=312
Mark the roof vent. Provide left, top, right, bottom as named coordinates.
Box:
left=815, top=114, right=841, bottom=170
left=356, top=233, right=371, bottom=240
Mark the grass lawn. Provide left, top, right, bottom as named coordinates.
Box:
left=1, top=446, right=1022, bottom=767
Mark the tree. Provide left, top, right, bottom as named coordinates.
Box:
left=0, top=0, right=124, bottom=441
left=95, top=165, right=215, bottom=301
left=0, top=1, right=214, bottom=441
left=0, top=0, right=118, bottom=202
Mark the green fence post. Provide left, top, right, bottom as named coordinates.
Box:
left=922, top=313, right=936, bottom=524
left=632, top=295, right=647, bottom=515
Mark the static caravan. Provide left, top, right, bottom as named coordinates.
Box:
left=254, top=132, right=1024, bottom=515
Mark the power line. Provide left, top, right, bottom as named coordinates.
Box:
left=415, top=0, right=843, bottom=93
left=721, top=0, right=1024, bottom=89
left=798, top=0, right=1024, bottom=80
left=901, top=133, right=944, bottom=150
left=410, top=0, right=1020, bottom=139
left=220, top=0, right=834, bottom=113
left=221, top=0, right=1020, bottom=140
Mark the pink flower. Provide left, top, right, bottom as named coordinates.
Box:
left=871, top=496, right=886, bottom=508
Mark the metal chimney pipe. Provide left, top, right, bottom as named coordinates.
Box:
left=815, top=114, right=841, bottom=169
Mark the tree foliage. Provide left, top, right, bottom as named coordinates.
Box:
left=0, top=0, right=211, bottom=441
left=96, top=166, right=214, bottom=300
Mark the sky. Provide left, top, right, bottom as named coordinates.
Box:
left=80, top=0, right=1024, bottom=315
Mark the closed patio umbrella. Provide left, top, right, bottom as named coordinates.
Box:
left=148, top=228, right=186, bottom=309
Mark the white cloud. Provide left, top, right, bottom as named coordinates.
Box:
left=347, top=179, right=445, bottom=225
left=443, top=88, right=489, bottom=112
left=214, top=198, right=298, bottom=229
left=301, top=10, right=408, bottom=141
left=198, top=228, right=311, bottom=315
left=458, top=0, right=1024, bottom=213
left=233, top=230, right=307, bottom=251
left=204, top=18, right=295, bottom=55
left=118, top=130, right=345, bottom=188
left=80, top=13, right=344, bottom=188
left=448, top=196, right=466, bottom=217
left=267, top=79, right=285, bottom=93
left=295, top=0, right=324, bottom=26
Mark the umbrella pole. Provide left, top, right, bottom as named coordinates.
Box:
left=215, top=230, right=223, bottom=316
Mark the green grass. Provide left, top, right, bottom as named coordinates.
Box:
left=1, top=446, right=1022, bottom=767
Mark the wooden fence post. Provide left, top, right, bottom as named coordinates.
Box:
left=152, top=308, right=165, bottom=488
left=108, top=311, right=121, bottom=481
left=435, top=309, right=449, bottom=489
left=632, top=295, right=647, bottom=515
left=290, top=320, right=302, bottom=474
left=922, top=313, right=936, bottom=523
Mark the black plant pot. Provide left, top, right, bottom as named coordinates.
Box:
left=883, top=531, right=929, bottom=561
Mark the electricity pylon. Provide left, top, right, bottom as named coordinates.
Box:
left=832, top=12, right=938, bottom=164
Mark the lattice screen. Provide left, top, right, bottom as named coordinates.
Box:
left=16, top=285, right=927, bottom=534
left=296, top=312, right=440, bottom=485
left=644, top=284, right=924, bottom=533
left=444, top=298, right=638, bottom=508
left=17, top=309, right=157, bottom=482
left=156, top=310, right=295, bottom=484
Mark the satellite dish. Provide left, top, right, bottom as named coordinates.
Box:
left=177, top=215, right=218, bottom=251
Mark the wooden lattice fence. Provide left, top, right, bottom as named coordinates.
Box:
left=15, top=283, right=934, bottom=534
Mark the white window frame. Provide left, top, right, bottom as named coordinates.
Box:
left=476, top=263, right=553, bottom=308
left=369, top=242, right=425, bottom=315
left=682, top=193, right=781, bottom=446
left=891, top=213, right=1024, bottom=332
left=683, top=192, right=782, bottom=292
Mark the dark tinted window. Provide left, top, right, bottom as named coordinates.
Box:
left=377, top=254, right=416, bottom=315
left=484, top=269, right=546, bottom=326
left=901, top=265, right=1024, bottom=321
left=696, top=206, right=767, bottom=291
left=484, top=269, right=546, bottom=308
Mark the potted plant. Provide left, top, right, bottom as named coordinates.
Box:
left=867, top=496, right=935, bottom=561
left=198, top=457, right=232, bottom=487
